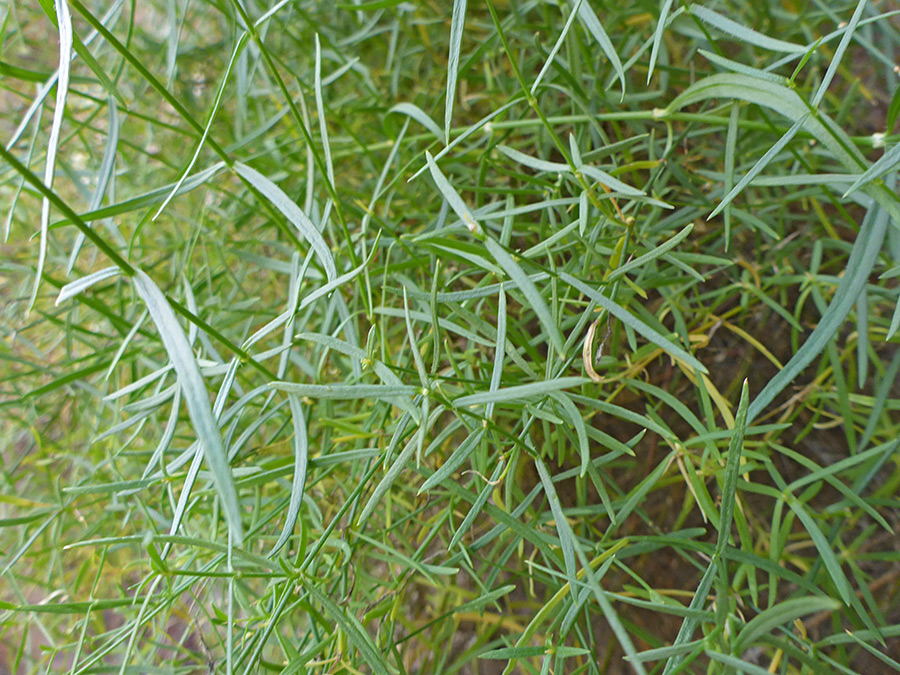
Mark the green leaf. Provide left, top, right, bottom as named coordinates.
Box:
left=843, top=140, right=900, bottom=196
left=786, top=500, right=853, bottom=606
left=387, top=102, right=443, bottom=142
left=68, top=96, right=119, bottom=272
left=647, top=0, right=673, bottom=83
left=717, top=379, right=749, bottom=556
left=314, top=34, right=335, bottom=188
left=445, top=0, right=467, bottom=144
left=132, top=269, right=243, bottom=546
left=269, top=382, right=418, bottom=400
left=888, top=84, right=900, bottom=131
left=534, top=456, right=576, bottom=582
left=482, top=645, right=545, bottom=659
left=154, top=33, right=248, bottom=220
left=749, top=197, right=889, bottom=422
left=425, top=151, right=481, bottom=233
left=29, top=0, right=73, bottom=316
left=304, top=583, right=391, bottom=675
left=233, top=162, right=337, bottom=282
left=559, top=272, right=707, bottom=374
left=690, top=5, right=805, bottom=53
left=419, top=429, right=485, bottom=493
left=269, top=394, right=309, bottom=557
left=484, top=237, right=564, bottom=356
left=705, top=651, right=780, bottom=675
left=606, top=223, right=693, bottom=282
left=572, top=0, right=625, bottom=97
left=55, top=267, right=120, bottom=305
left=532, top=0, right=583, bottom=93
left=454, top=377, right=587, bottom=408
left=811, top=0, right=866, bottom=108
left=357, top=407, right=442, bottom=527
left=733, top=596, right=841, bottom=654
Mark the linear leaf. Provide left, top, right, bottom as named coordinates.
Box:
left=425, top=151, right=480, bottom=233
left=68, top=96, right=119, bottom=272
left=154, top=33, right=248, bottom=220
left=454, top=377, right=587, bottom=408
left=733, top=596, right=841, bottom=654
left=269, top=382, right=418, bottom=400
left=532, top=0, right=583, bottom=93
left=484, top=237, right=564, bottom=355
left=690, top=5, right=805, bottom=53
left=132, top=269, right=243, bottom=545
left=578, top=165, right=645, bottom=196
left=419, top=429, right=485, bottom=493
left=749, top=198, right=888, bottom=421
left=606, top=223, right=693, bottom=282
left=29, top=0, right=73, bottom=315
left=787, top=500, right=854, bottom=606
left=314, top=34, right=335, bottom=188
left=560, top=272, right=707, bottom=374
left=387, top=102, right=442, bottom=142
left=445, top=0, right=467, bottom=144
left=269, top=394, right=309, bottom=556
left=716, top=379, right=749, bottom=556
left=358, top=407, right=441, bottom=526
left=55, top=267, right=120, bottom=305
left=811, top=0, right=866, bottom=107
left=233, top=162, right=336, bottom=281
left=304, top=584, right=391, bottom=675
left=843, top=140, right=900, bottom=196
left=573, top=0, right=625, bottom=96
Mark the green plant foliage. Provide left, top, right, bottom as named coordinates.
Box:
left=2, top=1, right=900, bottom=673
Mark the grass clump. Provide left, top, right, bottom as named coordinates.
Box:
left=2, top=1, right=900, bottom=673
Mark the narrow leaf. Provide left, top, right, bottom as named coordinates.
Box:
left=269, top=394, right=309, bottom=556
left=29, top=0, right=73, bottom=315
left=733, top=596, right=841, bottom=654
left=691, top=5, right=805, bottom=53
left=56, top=267, right=120, bottom=305
left=573, top=0, right=625, bottom=96
left=445, top=0, right=467, bottom=144
left=560, top=272, right=707, bottom=374
left=425, top=151, right=480, bottom=233
left=484, top=237, right=564, bottom=356
left=387, top=102, right=443, bottom=142
left=233, top=162, right=336, bottom=281
left=132, top=269, right=243, bottom=545
left=716, top=379, right=749, bottom=556
left=454, top=377, right=588, bottom=408
left=314, top=34, right=335, bottom=187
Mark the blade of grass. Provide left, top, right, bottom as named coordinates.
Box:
left=55, top=267, right=120, bottom=305
left=733, top=596, right=841, bottom=654
left=532, top=0, right=583, bottom=94
left=387, top=103, right=443, bottom=142
left=67, top=96, right=119, bottom=272
left=811, top=0, right=867, bottom=108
